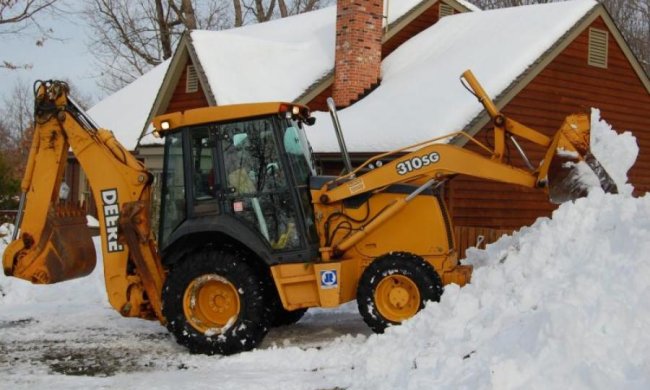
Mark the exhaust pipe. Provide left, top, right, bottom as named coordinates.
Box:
left=326, top=97, right=354, bottom=176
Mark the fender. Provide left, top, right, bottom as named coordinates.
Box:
left=161, top=214, right=276, bottom=267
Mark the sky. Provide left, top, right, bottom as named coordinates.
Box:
left=0, top=2, right=104, bottom=104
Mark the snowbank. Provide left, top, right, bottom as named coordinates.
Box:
left=346, top=190, right=650, bottom=389
left=0, top=235, right=107, bottom=306
left=590, top=108, right=638, bottom=195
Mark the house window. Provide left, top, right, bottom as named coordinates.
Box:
left=186, top=65, right=199, bottom=93
left=588, top=28, right=608, bottom=69
left=439, top=3, right=454, bottom=18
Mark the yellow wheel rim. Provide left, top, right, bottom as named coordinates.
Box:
left=183, top=274, right=240, bottom=334
left=374, top=274, right=421, bottom=323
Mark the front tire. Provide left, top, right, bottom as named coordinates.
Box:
left=162, top=249, right=268, bottom=355
left=357, top=253, right=443, bottom=333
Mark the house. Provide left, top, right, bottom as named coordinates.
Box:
left=80, top=0, right=477, bottom=213
left=84, top=0, right=650, bottom=254
left=304, top=0, right=650, bottom=235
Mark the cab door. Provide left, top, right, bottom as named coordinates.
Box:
left=218, top=117, right=304, bottom=253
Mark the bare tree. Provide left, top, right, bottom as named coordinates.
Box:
left=0, top=0, right=58, bottom=31
left=87, top=0, right=331, bottom=91
left=0, top=0, right=62, bottom=70
left=0, top=79, right=93, bottom=172
left=84, top=0, right=231, bottom=92
left=234, top=0, right=323, bottom=23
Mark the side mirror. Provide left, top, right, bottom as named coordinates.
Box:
left=305, top=117, right=316, bottom=126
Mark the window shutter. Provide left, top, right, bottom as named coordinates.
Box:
left=588, top=28, right=608, bottom=69
left=439, top=3, right=454, bottom=18
left=186, top=65, right=199, bottom=93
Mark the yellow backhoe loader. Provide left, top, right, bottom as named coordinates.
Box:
left=2, top=71, right=617, bottom=355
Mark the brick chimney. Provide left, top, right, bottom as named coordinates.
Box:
left=332, top=0, right=384, bottom=108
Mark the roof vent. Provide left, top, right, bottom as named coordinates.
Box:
left=186, top=65, right=199, bottom=93
left=588, top=28, right=608, bottom=69
left=439, top=3, right=454, bottom=18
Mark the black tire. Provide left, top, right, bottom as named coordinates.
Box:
left=264, top=274, right=308, bottom=327
left=272, top=307, right=307, bottom=327
left=357, top=252, right=443, bottom=333
left=268, top=297, right=308, bottom=327
left=162, top=249, right=268, bottom=355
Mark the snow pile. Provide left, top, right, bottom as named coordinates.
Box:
left=0, top=235, right=107, bottom=307
left=590, top=108, right=638, bottom=195
left=561, top=109, right=638, bottom=198
left=347, top=190, right=650, bottom=389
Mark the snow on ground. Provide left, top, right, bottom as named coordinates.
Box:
left=1, top=117, right=648, bottom=389
left=2, top=192, right=648, bottom=389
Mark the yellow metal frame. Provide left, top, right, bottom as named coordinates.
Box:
left=272, top=70, right=594, bottom=313
left=151, top=102, right=311, bottom=135
left=4, top=71, right=602, bottom=332
left=2, top=82, right=165, bottom=321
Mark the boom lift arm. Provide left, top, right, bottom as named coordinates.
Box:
left=314, top=70, right=617, bottom=258
left=2, top=81, right=165, bottom=321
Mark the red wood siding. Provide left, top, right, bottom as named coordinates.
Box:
left=165, top=58, right=209, bottom=114
left=448, top=17, right=650, bottom=230
left=306, top=84, right=333, bottom=112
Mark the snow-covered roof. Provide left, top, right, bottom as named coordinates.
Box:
left=190, top=0, right=444, bottom=105
left=92, top=1, right=450, bottom=148
left=190, top=8, right=334, bottom=105
left=87, top=60, right=170, bottom=150
left=455, top=0, right=482, bottom=12
left=307, top=0, right=598, bottom=153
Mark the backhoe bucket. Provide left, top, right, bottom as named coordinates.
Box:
left=4, top=205, right=96, bottom=284
left=543, top=114, right=618, bottom=204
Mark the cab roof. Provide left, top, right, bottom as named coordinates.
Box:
left=152, top=102, right=310, bottom=135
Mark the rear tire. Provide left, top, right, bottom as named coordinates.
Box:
left=357, top=253, right=443, bottom=333
left=162, top=249, right=268, bottom=355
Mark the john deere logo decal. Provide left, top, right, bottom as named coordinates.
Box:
left=101, top=189, right=124, bottom=253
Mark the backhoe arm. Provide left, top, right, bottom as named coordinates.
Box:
left=317, top=142, right=538, bottom=205
left=2, top=81, right=165, bottom=321
left=314, top=70, right=618, bottom=256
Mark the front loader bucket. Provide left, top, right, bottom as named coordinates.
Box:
left=543, top=114, right=618, bottom=204
left=4, top=205, right=96, bottom=284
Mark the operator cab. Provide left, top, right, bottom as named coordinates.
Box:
left=153, top=103, right=319, bottom=264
